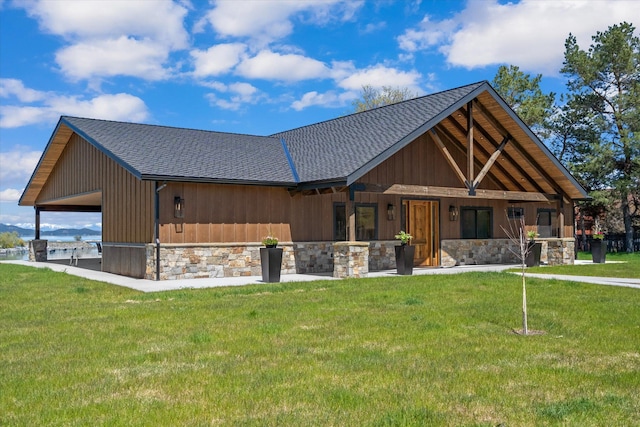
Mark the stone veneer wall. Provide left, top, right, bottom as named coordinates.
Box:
left=333, top=242, right=369, bottom=278
left=441, top=238, right=575, bottom=267
left=145, top=240, right=399, bottom=280
left=143, top=238, right=576, bottom=280
left=145, top=243, right=297, bottom=280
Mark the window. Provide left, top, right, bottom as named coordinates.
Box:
left=461, top=207, right=492, bottom=239
left=537, top=209, right=556, bottom=238
left=333, top=203, right=378, bottom=240
left=507, top=207, right=524, bottom=220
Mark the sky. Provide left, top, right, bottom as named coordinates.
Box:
left=0, top=0, right=638, bottom=230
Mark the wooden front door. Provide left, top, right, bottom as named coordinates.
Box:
left=406, top=200, right=440, bottom=267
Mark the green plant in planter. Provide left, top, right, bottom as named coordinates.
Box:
left=526, top=230, right=538, bottom=241
left=394, top=231, right=413, bottom=245
left=261, top=228, right=279, bottom=247
left=592, top=222, right=605, bottom=240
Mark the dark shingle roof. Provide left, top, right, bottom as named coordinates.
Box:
left=272, top=81, right=486, bottom=184
left=62, top=116, right=296, bottom=184
left=57, top=82, right=486, bottom=187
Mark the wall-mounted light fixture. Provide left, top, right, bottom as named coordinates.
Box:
left=449, top=205, right=459, bottom=221
left=387, top=203, right=396, bottom=221
left=174, top=196, right=184, bottom=218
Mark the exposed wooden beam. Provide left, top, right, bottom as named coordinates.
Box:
left=436, top=122, right=510, bottom=191
left=472, top=135, right=510, bottom=189
left=473, top=99, right=510, bottom=139
left=458, top=113, right=545, bottom=194
left=362, top=183, right=551, bottom=202
left=429, top=129, right=467, bottom=186
left=34, top=205, right=102, bottom=212
left=439, top=119, right=514, bottom=192
left=472, top=100, right=568, bottom=198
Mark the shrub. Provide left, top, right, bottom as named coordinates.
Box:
left=0, top=231, right=25, bottom=248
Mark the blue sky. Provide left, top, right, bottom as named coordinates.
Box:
left=0, top=0, right=638, bottom=230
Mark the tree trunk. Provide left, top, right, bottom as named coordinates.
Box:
left=623, top=198, right=634, bottom=253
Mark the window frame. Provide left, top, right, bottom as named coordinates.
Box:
left=460, top=206, right=493, bottom=239
left=333, top=202, right=379, bottom=241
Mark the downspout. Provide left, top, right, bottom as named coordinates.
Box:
left=155, top=181, right=167, bottom=281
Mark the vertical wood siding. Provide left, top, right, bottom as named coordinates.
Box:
left=36, top=132, right=573, bottom=248
left=36, top=134, right=154, bottom=243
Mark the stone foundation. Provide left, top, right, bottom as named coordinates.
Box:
left=441, top=238, right=575, bottom=267
left=142, top=238, right=575, bottom=281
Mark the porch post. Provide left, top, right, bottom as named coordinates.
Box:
left=558, top=198, right=565, bottom=238
left=35, top=206, right=41, bottom=240
left=466, top=101, right=474, bottom=195
left=347, top=186, right=356, bottom=241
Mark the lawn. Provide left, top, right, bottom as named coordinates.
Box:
left=1, top=264, right=639, bottom=426
left=524, top=251, right=640, bottom=278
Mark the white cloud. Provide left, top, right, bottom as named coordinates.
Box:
left=200, top=0, right=358, bottom=45
left=337, top=65, right=422, bottom=91
left=205, top=81, right=261, bottom=111
left=236, top=50, right=329, bottom=82
left=398, top=0, right=640, bottom=75
left=0, top=78, right=48, bottom=102
left=397, top=15, right=455, bottom=53
left=0, top=80, right=149, bottom=128
left=0, top=147, right=41, bottom=187
left=291, top=90, right=356, bottom=111
left=0, top=188, right=22, bottom=203
left=56, top=37, right=172, bottom=81
left=21, top=0, right=189, bottom=81
left=24, top=0, right=189, bottom=48
left=190, top=43, right=247, bottom=77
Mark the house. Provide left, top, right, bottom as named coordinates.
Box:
left=20, top=81, right=587, bottom=280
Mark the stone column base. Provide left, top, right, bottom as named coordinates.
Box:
left=333, top=242, right=369, bottom=278
left=29, top=239, right=48, bottom=262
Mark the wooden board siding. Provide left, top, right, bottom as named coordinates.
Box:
left=359, top=132, right=502, bottom=191
left=36, top=133, right=154, bottom=244
left=102, top=244, right=147, bottom=278
left=157, top=131, right=575, bottom=244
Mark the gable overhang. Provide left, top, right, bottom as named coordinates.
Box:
left=345, top=82, right=588, bottom=202
left=19, top=117, right=143, bottom=207
left=346, top=82, right=492, bottom=187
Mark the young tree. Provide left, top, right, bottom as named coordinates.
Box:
left=561, top=22, right=640, bottom=252
left=491, top=65, right=556, bottom=137
left=352, top=85, right=419, bottom=112
left=501, top=215, right=536, bottom=335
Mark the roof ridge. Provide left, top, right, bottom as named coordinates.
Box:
left=270, top=80, right=487, bottom=136
left=61, top=115, right=278, bottom=140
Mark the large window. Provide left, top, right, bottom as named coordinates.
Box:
left=333, top=203, right=378, bottom=240
left=461, top=207, right=492, bottom=239
left=537, top=209, right=556, bottom=238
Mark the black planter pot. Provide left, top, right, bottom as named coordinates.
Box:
left=591, top=240, right=606, bottom=264
left=260, top=247, right=283, bottom=282
left=395, top=245, right=415, bottom=275
left=525, top=241, right=542, bottom=267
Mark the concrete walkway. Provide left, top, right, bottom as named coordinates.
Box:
left=2, top=259, right=639, bottom=292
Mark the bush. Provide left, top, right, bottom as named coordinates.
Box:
left=0, top=231, right=25, bottom=249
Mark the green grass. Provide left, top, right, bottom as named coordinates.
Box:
left=524, top=251, right=640, bottom=278
left=1, top=264, right=639, bottom=426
